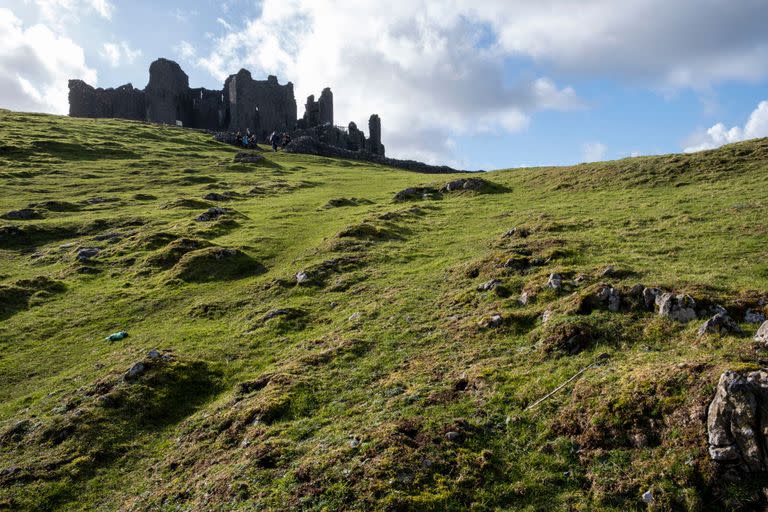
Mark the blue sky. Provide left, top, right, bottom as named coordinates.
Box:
left=2, top=0, right=768, bottom=170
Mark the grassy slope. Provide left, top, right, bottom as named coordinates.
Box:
left=0, top=109, right=767, bottom=511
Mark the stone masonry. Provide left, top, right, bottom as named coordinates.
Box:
left=69, top=58, right=383, bottom=153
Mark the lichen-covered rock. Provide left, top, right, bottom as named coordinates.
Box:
left=195, top=207, right=231, bottom=222
left=439, top=177, right=498, bottom=193
left=657, top=293, right=697, bottom=322
left=745, top=308, right=766, bottom=325
left=2, top=209, right=42, bottom=220
left=479, top=314, right=503, bottom=329
left=698, top=313, right=742, bottom=337
left=755, top=321, right=768, bottom=346
left=707, top=370, right=768, bottom=472
left=546, top=273, right=563, bottom=290
left=393, top=187, right=441, bottom=202
left=76, top=247, right=101, bottom=261
left=596, top=285, right=621, bottom=312
left=478, top=279, right=501, bottom=292
left=642, top=287, right=661, bottom=310
left=233, top=152, right=263, bottom=163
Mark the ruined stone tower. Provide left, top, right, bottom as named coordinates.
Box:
left=318, top=88, right=333, bottom=126
left=302, top=88, right=334, bottom=128
left=367, top=114, right=385, bottom=155
left=145, top=58, right=192, bottom=126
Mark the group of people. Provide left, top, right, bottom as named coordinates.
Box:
left=268, top=131, right=292, bottom=152
left=232, top=130, right=292, bottom=152
left=234, top=130, right=259, bottom=149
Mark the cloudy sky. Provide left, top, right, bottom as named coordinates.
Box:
left=2, top=0, right=768, bottom=169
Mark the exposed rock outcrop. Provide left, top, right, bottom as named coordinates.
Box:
left=285, top=136, right=466, bottom=173
left=707, top=370, right=768, bottom=473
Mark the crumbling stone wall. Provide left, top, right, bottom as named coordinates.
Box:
left=68, top=58, right=296, bottom=137
left=68, top=57, right=383, bottom=151
left=191, top=88, right=226, bottom=130
left=67, top=80, right=144, bottom=120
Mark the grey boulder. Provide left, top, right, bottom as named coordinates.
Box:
left=755, top=321, right=768, bottom=346
left=707, top=370, right=768, bottom=472
left=657, top=293, right=697, bottom=322
left=698, top=313, right=742, bottom=338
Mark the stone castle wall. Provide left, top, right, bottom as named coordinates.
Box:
left=68, top=57, right=382, bottom=155
left=68, top=58, right=297, bottom=136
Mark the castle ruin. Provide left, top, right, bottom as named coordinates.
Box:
left=68, top=58, right=383, bottom=156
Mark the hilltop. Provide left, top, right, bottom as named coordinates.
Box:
left=1, top=110, right=767, bottom=511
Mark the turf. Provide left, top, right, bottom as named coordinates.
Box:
left=0, top=109, right=767, bottom=511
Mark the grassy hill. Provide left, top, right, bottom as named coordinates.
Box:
left=1, top=109, right=767, bottom=511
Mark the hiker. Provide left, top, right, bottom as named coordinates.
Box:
left=235, top=131, right=242, bottom=146
left=242, top=133, right=249, bottom=147
left=269, top=131, right=278, bottom=152
left=282, top=133, right=291, bottom=148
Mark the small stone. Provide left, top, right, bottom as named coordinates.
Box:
left=642, top=490, right=654, bottom=504
left=147, top=349, right=161, bottom=359
left=349, top=436, right=361, bottom=448
left=600, top=265, right=615, bottom=277
left=518, top=291, right=530, bottom=305
left=642, top=287, right=661, bottom=310
left=263, top=309, right=290, bottom=320
left=348, top=312, right=362, bottom=322
left=547, top=273, right=563, bottom=290
left=597, top=285, right=621, bottom=312
left=295, top=271, right=309, bottom=284
left=125, top=362, right=145, bottom=380
left=541, top=310, right=552, bottom=324
left=744, top=309, right=766, bottom=324
left=445, top=431, right=461, bottom=442
left=76, top=247, right=101, bottom=261
left=480, top=314, right=504, bottom=329
left=698, top=313, right=742, bottom=337
left=478, top=279, right=501, bottom=292
left=502, top=227, right=529, bottom=239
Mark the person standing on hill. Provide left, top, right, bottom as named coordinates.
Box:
left=269, top=131, right=278, bottom=152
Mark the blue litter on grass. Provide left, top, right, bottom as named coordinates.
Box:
left=105, top=331, right=128, bottom=342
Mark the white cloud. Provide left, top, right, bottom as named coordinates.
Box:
left=88, top=0, right=112, bottom=19
left=216, top=17, right=232, bottom=31
left=683, top=100, right=768, bottom=153
left=175, top=40, right=196, bottom=60
left=99, top=41, right=141, bottom=67
left=191, top=1, right=768, bottom=164
left=0, top=7, right=96, bottom=114
left=29, top=0, right=113, bottom=26
left=582, top=142, right=607, bottom=162
left=194, top=1, right=583, bottom=163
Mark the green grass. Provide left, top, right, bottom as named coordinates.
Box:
left=0, top=109, right=767, bottom=511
